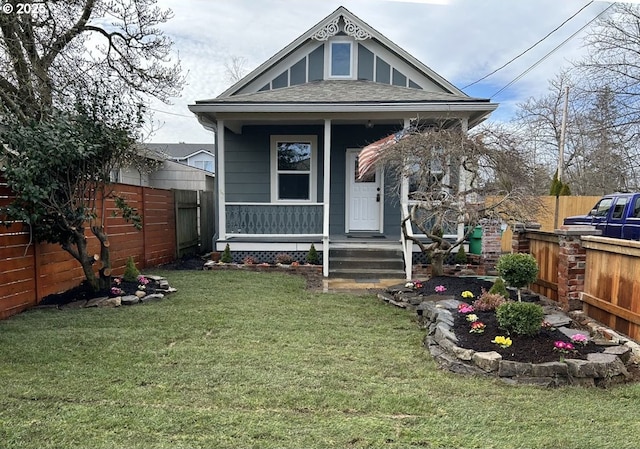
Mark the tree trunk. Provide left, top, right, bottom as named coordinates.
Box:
left=63, top=232, right=100, bottom=292
left=92, top=225, right=112, bottom=291
left=431, top=252, right=445, bottom=277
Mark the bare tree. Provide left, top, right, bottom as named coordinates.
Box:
left=0, top=0, right=184, bottom=122
left=224, top=56, right=249, bottom=83
left=377, top=125, right=543, bottom=276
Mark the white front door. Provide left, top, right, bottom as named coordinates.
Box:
left=347, top=149, right=382, bottom=232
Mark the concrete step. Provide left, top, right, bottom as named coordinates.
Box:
left=330, top=257, right=404, bottom=270
left=329, top=268, right=406, bottom=279
left=328, top=245, right=405, bottom=279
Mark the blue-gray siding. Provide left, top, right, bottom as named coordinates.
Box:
left=222, top=124, right=402, bottom=237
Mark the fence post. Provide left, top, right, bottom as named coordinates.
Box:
left=479, top=218, right=504, bottom=273
left=554, top=226, right=601, bottom=311
left=511, top=222, right=541, bottom=254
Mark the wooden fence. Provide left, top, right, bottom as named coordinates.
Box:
left=513, top=229, right=640, bottom=342
left=174, top=189, right=215, bottom=256
left=580, top=236, right=640, bottom=341
left=527, top=231, right=559, bottom=302
left=0, top=179, right=176, bottom=319
left=500, top=195, right=602, bottom=252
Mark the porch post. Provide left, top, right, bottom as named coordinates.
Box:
left=217, top=120, right=226, bottom=241
left=457, top=117, right=469, bottom=243
left=401, top=118, right=413, bottom=279
left=322, top=119, right=331, bottom=277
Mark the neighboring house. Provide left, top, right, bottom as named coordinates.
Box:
left=146, top=143, right=215, bottom=174
left=188, top=6, right=497, bottom=278
left=114, top=146, right=215, bottom=192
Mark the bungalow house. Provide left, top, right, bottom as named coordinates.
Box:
left=189, top=6, right=497, bottom=278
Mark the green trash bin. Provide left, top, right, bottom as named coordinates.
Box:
left=469, top=225, right=482, bottom=255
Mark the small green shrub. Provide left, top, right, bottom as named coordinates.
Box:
left=122, top=256, right=140, bottom=282
left=454, top=245, right=467, bottom=264
left=306, top=243, right=320, bottom=265
left=496, top=302, right=545, bottom=336
left=472, top=290, right=508, bottom=312
left=221, top=244, right=232, bottom=263
left=488, top=277, right=510, bottom=299
left=275, top=253, right=294, bottom=264
left=496, top=253, right=539, bottom=300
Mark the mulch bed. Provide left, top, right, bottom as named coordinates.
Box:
left=417, top=275, right=607, bottom=364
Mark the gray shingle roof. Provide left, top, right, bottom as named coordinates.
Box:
left=197, top=80, right=488, bottom=105
left=145, top=143, right=214, bottom=160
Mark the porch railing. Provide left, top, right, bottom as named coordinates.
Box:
left=226, top=203, right=323, bottom=235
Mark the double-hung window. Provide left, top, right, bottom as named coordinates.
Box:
left=271, top=135, right=317, bottom=202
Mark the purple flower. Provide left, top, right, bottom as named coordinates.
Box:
left=435, top=285, right=447, bottom=293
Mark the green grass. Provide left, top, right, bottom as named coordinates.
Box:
left=1, top=270, right=639, bottom=449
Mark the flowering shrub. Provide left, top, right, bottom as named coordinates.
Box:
left=434, top=285, right=447, bottom=293
left=466, top=314, right=479, bottom=322
left=570, top=333, right=589, bottom=346
left=461, top=290, right=474, bottom=299
left=243, top=256, right=256, bottom=265
left=492, top=336, right=512, bottom=348
left=110, top=287, right=124, bottom=296
left=457, top=303, right=474, bottom=314
left=472, top=290, right=508, bottom=312
left=470, top=321, right=486, bottom=334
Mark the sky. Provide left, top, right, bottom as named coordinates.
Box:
left=144, top=0, right=615, bottom=143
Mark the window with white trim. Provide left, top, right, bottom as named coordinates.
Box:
left=271, top=135, right=317, bottom=202
left=326, top=37, right=355, bottom=79
left=331, top=41, right=352, bottom=77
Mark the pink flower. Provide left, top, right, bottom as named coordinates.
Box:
left=435, top=285, right=447, bottom=293
left=457, top=303, right=474, bottom=314
left=554, top=341, right=575, bottom=352
left=570, top=333, right=589, bottom=345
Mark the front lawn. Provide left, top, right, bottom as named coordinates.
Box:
left=0, top=270, right=639, bottom=448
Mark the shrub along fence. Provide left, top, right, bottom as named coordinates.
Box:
left=512, top=225, right=640, bottom=342
left=0, top=178, right=176, bottom=319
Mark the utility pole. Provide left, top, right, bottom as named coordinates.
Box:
left=554, top=86, right=570, bottom=229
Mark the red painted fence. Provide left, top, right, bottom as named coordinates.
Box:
left=0, top=177, right=176, bottom=319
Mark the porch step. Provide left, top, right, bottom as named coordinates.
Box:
left=329, top=246, right=405, bottom=279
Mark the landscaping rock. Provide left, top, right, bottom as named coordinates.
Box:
left=544, top=313, right=572, bottom=328
left=472, top=351, right=502, bottom=372
left=98, top=297, right=121, bottom=308
left=121, top=295, right=140, bottom=306
left=85, top=296, right=109, bottom=308
left=135, top=290, right=146, bottom=298
left=62, top=300, right=87, bottom=309
left=141, top=293, right=164, bottom=302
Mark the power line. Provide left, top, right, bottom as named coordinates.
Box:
left=147, top=106, right=194, bottom=118
left=491, top=2, right=614, bottom=99
left=463, top=1, right=594, bottom=89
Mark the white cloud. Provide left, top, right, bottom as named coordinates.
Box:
left=146, top=0, right=608, bottom=143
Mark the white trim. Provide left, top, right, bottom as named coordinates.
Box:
left=325, top=37, right=356, bottom=80
left=323, top=119, right=331, bottom=277
left=224, top=233, right=323, bottom=239
left=345, top=148, right=384, bottom=233
left=216, top=241, right=321, bottom=252
left=226, top=202, right=324, bottom=206
left=270, top=135, right=318, bottom=202
left=218, top=120, right=226, bottom=239
left=190, top=102, right=498, bottom=114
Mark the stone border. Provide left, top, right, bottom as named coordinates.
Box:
left=379, top=287, right=638, bottom=387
